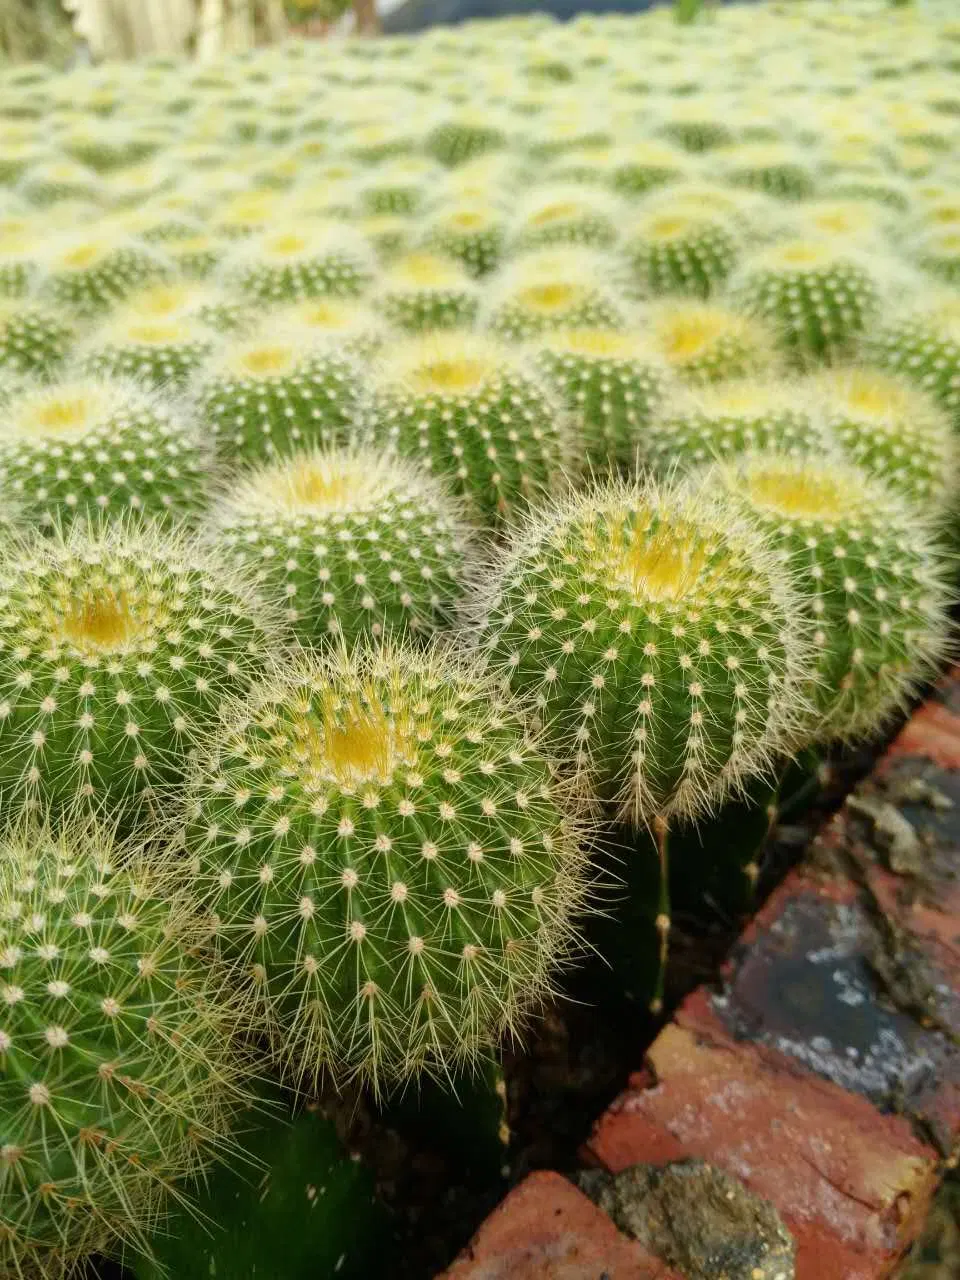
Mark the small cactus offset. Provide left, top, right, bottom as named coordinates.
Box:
left=211, top=445, right=474, bottom=649
left=644, top=300, right=780, bottom=386
left=623, top=207, right=741, bottom=299
left=367, top=330, right=571, bottom=527
left=0, top=818, right=252, bottom=1278
left=36, top=231, right=174, bottom=319
left=0, top=376, right=213, bottom=532
left=532, top=328, right=671, bottom=470
left=709, top=452, right=952, bottom=742
left=189, top=325, right=366, bottom=469
left=187, top=642, right=590, bottom=1092
left=810, top=367, right=959, bottom=512
left=477, top=476, right=810, bottom=824
left=219, top=221, right=376, bottom=304
left=642, top=379, right=827, bottom=476
left=862, top=295, right=960, bottom=429
left=482, top=248, right=629, bottom=341
left=0, top=522, right=278, bottom=820
left=506, top=185, right=623, bottom=253
left=420, top=203, right=507, bottom=278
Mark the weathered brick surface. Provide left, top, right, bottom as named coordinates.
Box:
left=440, top=671, right=960, bottom=1280
left=439, top=1169, right=681, bottom=1279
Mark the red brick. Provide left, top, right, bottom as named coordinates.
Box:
left=438, top=1169, right=680, bottom=1280
left=884, top=700, right=960, bottom=770
left=586, top=1021, right=938, bottom=1280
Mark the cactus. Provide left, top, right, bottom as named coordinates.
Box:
left=642, top=379, right=827, bottom=475
left=420, top=202, right=508, bottom=278
left=713, top=142, right=818, bottom=200
left=477, top=475, right=809, bottom=824
left=532, top=327, right=671, bottom=469
left=376, top=251, right=482, bottom=333
left=862, top=295, right=960, bottom=428
left=730, top=238, right=882, bottom=365
left=186, top=642, right=590, bottom=1092
left=0, top=218, right=40, bottom=299
left=483, top=247, right=629, bottom=341
left=506, top=184, right=623, bottom=253
left=36, top=231, right=174, bottom=319
left=811, top=366, right=958, bottom=511
left=0, top=297, right=74, bottom=379
left=0, top=375, right=213, bottom=532
left=211, top=444, right=473, bottom=648
left=17, top=157, right=104, bottom=208
left=608, top=141, right=689, bottom=197
left=425, top=113, right=510, bottom=168
left=914, top=225, right=960, bottom=285
left=709, top=452, right=952, bottom=742
left=263, top=297, right=385, bottom=360
left=0, top=817, right=252, bottom=1278
left=623, top=207, right=741, bottom=299
left=366, top=330, right=570, bottom=526
left=189, top=325, right=365, bottom=469
left=644, top=299, right=780, bottom=385
left=0, top=522, right=276, bottom=819
left=133, top=1089, right=385, bottom=1280
left=219, top=221, right=376, bottom=304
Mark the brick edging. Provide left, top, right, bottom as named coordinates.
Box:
left=440, top=668, right=960, bottom=1279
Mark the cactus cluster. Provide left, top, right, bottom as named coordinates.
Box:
left=0, top=0, right=959, bottom=1273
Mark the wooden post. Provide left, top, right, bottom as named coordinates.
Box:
left=352, top=0, right=380, bottom=36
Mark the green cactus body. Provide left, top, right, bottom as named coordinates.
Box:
left=0, top=221, right=39, bottom=299
left=18, top=159, right=104, bottom=208
left=645, top=300, right=779, bottom=385
left=0, top=298, right=74, bottom=379
left=483, top=248, right=629, bottom=341
left=507, top=185, right=623, bottom=253
left=730, top=239, right=881, bottom=365
left=533, top=328, right=670, bottom=468
left=0, top=525, right=275, bottom=817
left=187, top=643, right=588, bottom=1091
left=263, top=298, right=385, bottom=361
left=420, top=203, right=507, bottom=278
left=913, top=225, right=960, bottom=284
left=714, top=143, right=818, bottom=200
left=212, top=446, right=472, bottom=648
left=0, top=820, right=250, bottom=1277
left=811, top=367, right=958, bottom=511
left=357, top=156, right=439, bottom=216
left=643, top=379, right=827, bottom=475
left=367, top=330, right=569, bottom=526
left=36, top=233, right=174, bottom=319
left=477, top=476, right=807, bottom=823
left=656, top=105, right=734, bottom=154
left=711, top=452, right=951, bottom=741
left=862, top=297, right=960, bottom=428
left=377, top=252, right=482, bottom=333
left=164, top=230, right=227, bottom=279
left=190, top=328, right=365, bottom=469
left=624, top=207, right=741, bottom=299
left=0, top=377, right=212, bottom=532
left=133, top=1091, right=384, bottom=1280
left=608, top=141, right=688, bottom=196
left=220, top=222, right=376, bottom=303
left=425, top=116, right=509, bottom=168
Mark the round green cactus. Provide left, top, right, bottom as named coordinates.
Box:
left=262, top=298, right=385, bottom=360
left=36, top=231, right=174, bottom=319
left=713, top=142, right=818, bottom=200
left=642, top=379, right=827, bottom=476
left=18, top=158, right=104, bottom=208
left=366, top=330, right=570, bottom=526
left=420, top=202, right=507, bottom=278
left=0, top=376, right=213, bottom=532
left=0, top=297, right=74, bottom=379
left=77, top=301, right=218, bottom=393
left=862, top=295, right=960, bottom=428
left=211, top=445, right=473, bottom=648
left=710, top=452, right=951, bottom=742
left=376, top=252, right=481, bottom=333
left=623, top=206, right=741, bottom=299
left=189, top=327, right=365, bottom=469
left=811, top=366, right=958, bottom=511
left=506, top=185, right=623, bottom=253
left=0, top=219, right=40, bottom=298
left=477, top=475, right=808, bottom=823
left=729, top=238, right=882, bottom=365
left=0, top=522, right=276, bottom=818
left=644, top=300, right=780, bottom=385
left=483, top=248, right=629, bottom=341
left=0, top=818, right=250, bottom=1277
left=425, top=114, right=510, bottom=168
left=608, top=141, right=689, bottom=197
left=186, top=642, right=589, bottom=1091
left=219, top=221, right=376, bottom=304
left=532, top=327, right=671, bottom=469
